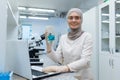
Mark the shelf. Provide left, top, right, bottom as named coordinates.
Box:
left=116, top=36, right=120, bottom=38
left=7, top=1, right=18, bottom=27
left=102, top=20, right=109, bottom=23
left=115, top=51, right=120, bottom=54
left=101, top=20, right=120, bottom=23
left=116, top=14, right=120, bottom=17
left=102, top=13, right=109, bottom=16
left=116, top=0, right=120, bottom=4
left=102, top=37, right=109, bottom=39
left=116, top=21, right=120, bottom=23
left=101, top=51, right=110, bottom=53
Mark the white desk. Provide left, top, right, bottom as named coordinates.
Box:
left=41, top=72, right=76, bottom=80
left=13, top=72, right=77, bottom=80
left=13, top=54, right=77, bottom=80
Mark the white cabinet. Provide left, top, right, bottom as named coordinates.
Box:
left=99, top=0, right=120, bottom=80
left=0, top=0, right=18, bottom=71
left=83, top=7, right=99, bottom=80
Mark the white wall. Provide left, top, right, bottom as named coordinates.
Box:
left=21, top=17, right=68, bottom=35
left=82, top=7, right=99, bottom=80
left=0, top=0, right=7, bottom=72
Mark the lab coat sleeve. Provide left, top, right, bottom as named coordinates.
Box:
left=67, top=34, right=93, bottom=71
left=47, top=36, right=63, bottom=64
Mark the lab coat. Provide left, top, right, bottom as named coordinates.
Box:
left=47, top=32, right=94, bottom=80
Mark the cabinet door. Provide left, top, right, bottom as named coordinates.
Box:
left=99, top=1, right=110, bottom=53
left=99, top=2, right=113, bottom=80
left=112, top=0, right=120, bottom=80
left=114, top=0, right=120, bottom=57
left=113, top=57, right=120, bottom=80
left=99, top=54, right=113, bottom=80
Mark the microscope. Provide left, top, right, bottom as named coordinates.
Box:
left=29, top=34, right=45, bottom=66
left=29, top=26, right=55, bottom=66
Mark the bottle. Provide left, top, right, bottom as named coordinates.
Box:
left=45, top=26, right=55, bottom=43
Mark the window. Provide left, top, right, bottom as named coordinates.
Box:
left=22, top=24, right=32, bottom=40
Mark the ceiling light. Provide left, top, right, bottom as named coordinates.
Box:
left=28, top=8, right=55, bottom=13
left=20, top=16, right=27, bottom=19
left=18, top=7, right=26, bottom=10
left=28, top=16, right=49, bottom=20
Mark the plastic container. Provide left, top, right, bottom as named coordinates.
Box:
left=48, top=33, right=55, bottom=41
left=0, top=71, right=13, bottom=80
left=45, top=26, right=55, bottom=42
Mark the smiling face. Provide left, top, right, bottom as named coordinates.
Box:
left=67, top=12, right=82, bottom=30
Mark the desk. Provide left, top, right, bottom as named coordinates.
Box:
left=41, top=72, right=77, bottom=80
left=13, top=72, right=77, bottom=80
left=39, top=54, right=77, bottom=80
left=13, top=54, right=77, bottom=80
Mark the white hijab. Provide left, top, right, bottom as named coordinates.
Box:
left=67, top=8, right=84, bottom=40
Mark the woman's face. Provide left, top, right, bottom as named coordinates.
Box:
left=67, top=12, right=82, bottom=29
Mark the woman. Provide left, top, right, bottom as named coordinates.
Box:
left=43, top=8, right=93, bottom=80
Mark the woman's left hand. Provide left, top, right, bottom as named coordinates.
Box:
left=45, top=31, right=52, bottom=53
left=42, top=65, right=69, bottom=73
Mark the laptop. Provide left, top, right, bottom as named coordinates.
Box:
left=31, top=66, right=61, bottom=80
left=6, top=40, right=61, bottom=80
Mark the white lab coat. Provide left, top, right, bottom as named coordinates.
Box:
left=47, top=32, right=94, bottom=80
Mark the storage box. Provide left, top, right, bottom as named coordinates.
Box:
left=0, top=71, right=13, bottom=80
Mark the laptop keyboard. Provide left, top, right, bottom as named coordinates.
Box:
left=32, top=69, right=47, bottom=76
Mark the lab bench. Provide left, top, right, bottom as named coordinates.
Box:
left=13, top=53, right=77, bottom=80
left=41, top=72, right=76, bottom=80
left=36, top=54, right=77, bottom=80
left=13, top=72, right=76, bottom=80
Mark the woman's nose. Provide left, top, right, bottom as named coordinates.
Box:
left=71, top=18, right=76, bottom=21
